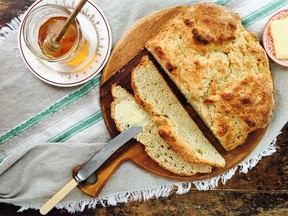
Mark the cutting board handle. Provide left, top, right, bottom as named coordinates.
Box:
left=72, top=143, right=141, bottom=197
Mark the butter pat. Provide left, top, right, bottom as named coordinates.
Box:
left=114, top=100, right=148, bottom=127
left=270, top=19, right=288, bottom=59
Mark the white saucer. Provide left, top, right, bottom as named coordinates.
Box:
left=18, top=0, right=112, bottom=87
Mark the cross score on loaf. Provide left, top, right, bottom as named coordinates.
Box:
left=146, top=2, right=274, bottom=151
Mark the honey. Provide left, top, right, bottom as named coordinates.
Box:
left=23, top=4, right=92, bottom=70
left=38, top=16, right=77, bottom=58
left=38, top=16, right=89, bottom=66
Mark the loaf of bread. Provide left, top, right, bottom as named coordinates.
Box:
left=110, top=84, right=212, bottom=176
left=146, top=3, right=274, bottom=151
left=131, top=56, right=225, bottom=168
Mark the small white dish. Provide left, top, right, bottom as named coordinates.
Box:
left=18, top=0, right=112, bottom=87
left=263, top=9, right=288, bottom=68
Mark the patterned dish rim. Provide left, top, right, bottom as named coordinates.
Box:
left=262, top=9, right=288, bottom=68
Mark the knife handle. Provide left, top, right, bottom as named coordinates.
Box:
left=39, top=178, right=78, bottom=215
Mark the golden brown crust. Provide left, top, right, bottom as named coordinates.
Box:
left=156, top=116, right=224, bottom=168
left=146, top=3, right=274, bottom=151
left=188, top=3, right=239, bottom=45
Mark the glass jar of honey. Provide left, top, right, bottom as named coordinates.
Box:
left=22, top=4, right=89, bottom=67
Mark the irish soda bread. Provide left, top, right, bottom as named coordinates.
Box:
left=110, top=84, right=212, bottom=176
left=131, top=56, right=225, bottom=168
left=146, top=3, right=274, bottom=151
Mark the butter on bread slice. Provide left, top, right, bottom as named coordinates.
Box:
left=270, top=19, right=288, bottom=59
left=110, top=84, right=213, bottom=176
left=131, top=56, right=225, bottom=168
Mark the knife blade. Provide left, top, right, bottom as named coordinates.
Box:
left=40, top=126, right=142, bottom=215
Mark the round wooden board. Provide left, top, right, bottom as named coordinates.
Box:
left=77, top=6, right=268, bottom=197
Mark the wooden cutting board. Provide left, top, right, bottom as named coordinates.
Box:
left=74, top=6, right=268, bottom=197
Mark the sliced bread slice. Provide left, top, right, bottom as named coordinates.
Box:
left=131, top=56, right=225, bottom=168
left=110, top=84, right=212, bottom=176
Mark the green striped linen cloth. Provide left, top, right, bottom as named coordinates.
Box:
left=0, top=0, right=288, bottom=212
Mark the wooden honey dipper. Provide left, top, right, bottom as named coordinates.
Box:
left=42, top=0, right=88, bottom=57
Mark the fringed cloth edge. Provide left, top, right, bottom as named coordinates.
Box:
left=0, top=15, right=23, bottom=42
left=15, top=137, right=277, bottom=213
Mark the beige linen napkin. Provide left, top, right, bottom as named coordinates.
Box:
left=0, top=0, right=288, bottom=212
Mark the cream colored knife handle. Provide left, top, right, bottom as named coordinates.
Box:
left=39, top=179, right=78, bottom=215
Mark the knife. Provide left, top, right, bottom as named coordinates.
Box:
left=40, top=125, right=142, bottom=215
